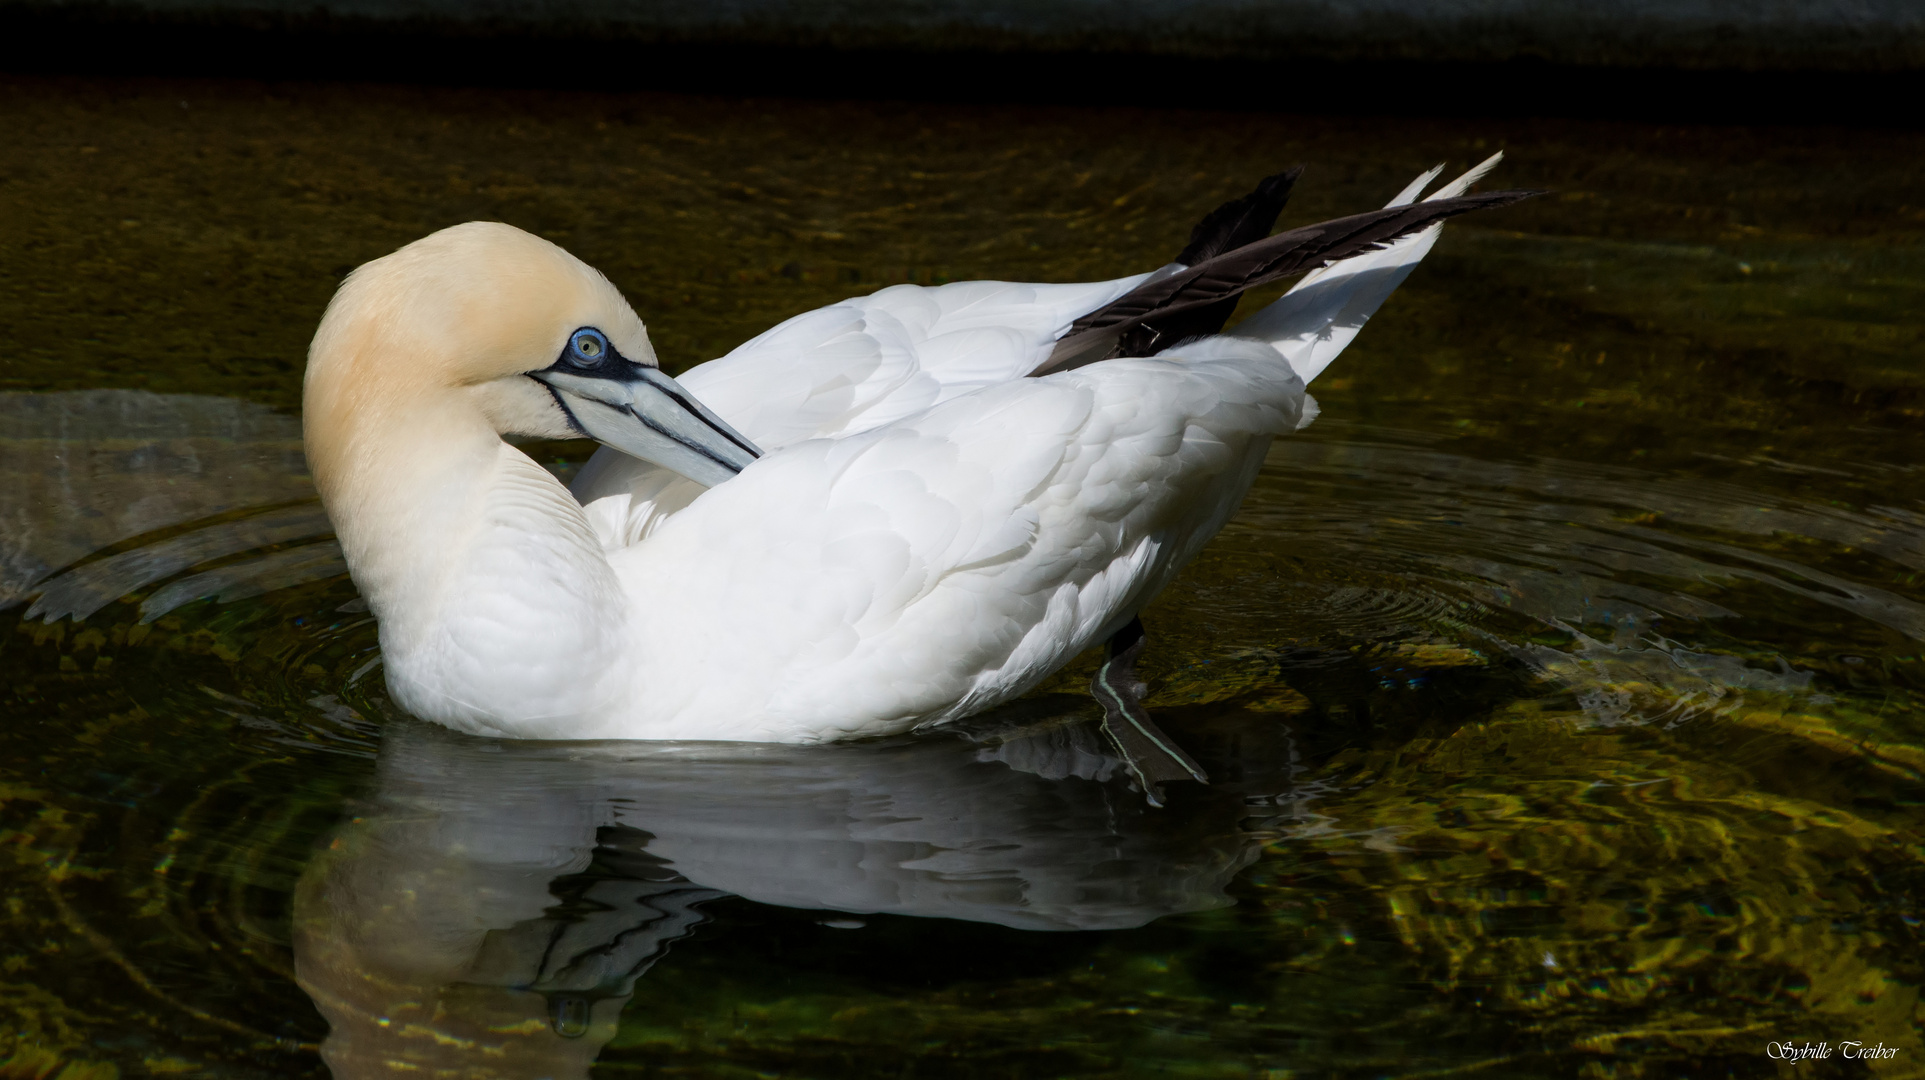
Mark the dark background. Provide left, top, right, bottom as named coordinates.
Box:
left=4, top=0, right=1922, bottom=124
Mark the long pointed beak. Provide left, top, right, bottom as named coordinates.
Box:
left=532, top=367, right=761, bottom=488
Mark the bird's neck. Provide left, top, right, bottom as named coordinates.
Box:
left=308, top=394, right=633, bottom=737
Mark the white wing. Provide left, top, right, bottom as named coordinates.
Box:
left=683, top=276, right=1159, bottom=445
left=577, top=156, right=1499, bottom=566
left=572, top=275, right=1152, bottom=547
left=605, top=337, right=1309, bottom=742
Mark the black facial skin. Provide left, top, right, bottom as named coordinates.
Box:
left=538, top=326, right=644, bottom=438
left=552, top=326, right=644, bottom=378
left=534, top=326, right=761, bottom=463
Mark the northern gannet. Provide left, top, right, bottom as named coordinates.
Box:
left=302, top=155, right=1534, bottom=799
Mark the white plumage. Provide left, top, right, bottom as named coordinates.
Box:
left=301, top=155, right=1505, bottom=743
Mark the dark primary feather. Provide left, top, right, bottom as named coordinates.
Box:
left=1111, top=167, right=1304, bottom=359
left=1175, top=167, right=1302, bottom=266
left=1032, top=187, right=1544, bottom=377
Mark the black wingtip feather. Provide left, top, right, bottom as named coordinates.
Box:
left=1033, top=186, right=1544, bottom=376
left=1174, top=165, right=1304, bottom=267
left=1106, top=166, right=1308, bottom=360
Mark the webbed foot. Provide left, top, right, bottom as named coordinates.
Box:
left=1090, top=617, right=1209, bottom=807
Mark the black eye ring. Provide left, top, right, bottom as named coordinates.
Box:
left=566, top=327, right=610, bottom=367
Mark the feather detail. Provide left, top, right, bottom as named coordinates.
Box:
left=1033, top=189, right=1540, bottom=376
left=1427, top=151, right=1505, bottom=201
left=1235, top=154, right=1520, bottom=385
left=1174, top=167, right=1302, bottom=266
left=1108, top=166, right=1304, bottom=360
left=1386, top=162, right=1446, bottom=207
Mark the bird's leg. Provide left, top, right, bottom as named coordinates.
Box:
left=1090, top=616, right=1209, bottom=807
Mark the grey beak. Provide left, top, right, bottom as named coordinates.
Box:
left=533, top=366, right=761, bottom=488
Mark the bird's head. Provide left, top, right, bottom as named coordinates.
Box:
left=305, top=221, right=757, bottom=491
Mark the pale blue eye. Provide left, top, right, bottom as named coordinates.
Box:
left=569, top=328, right=609, bottom=365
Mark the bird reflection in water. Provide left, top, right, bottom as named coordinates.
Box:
left=293, top=699, right=1294, bottom=1078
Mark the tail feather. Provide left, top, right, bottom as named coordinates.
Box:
left=1032, top=178, right=1538, bottom=377
left=1234, top=153, right=1509, bottom=384
left=1385, top=162, right=1446, bottom=208
left=1428, top=151, right=1505, bottom=201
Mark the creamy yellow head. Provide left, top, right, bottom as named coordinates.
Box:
left=298, top=223, right=682, bottom=737
left=304, top=222, right=655, bottom=499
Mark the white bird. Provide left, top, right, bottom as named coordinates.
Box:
left=303, top=154, right=1530, bottom=798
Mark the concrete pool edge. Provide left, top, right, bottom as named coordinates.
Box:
left=2, top=7, right=1921, bottom=126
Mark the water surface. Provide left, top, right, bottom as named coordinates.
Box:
left=2, top=76, right=1922, bottom=1078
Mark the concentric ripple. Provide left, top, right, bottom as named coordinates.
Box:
left=5, top=411, right=1924, bottom=1076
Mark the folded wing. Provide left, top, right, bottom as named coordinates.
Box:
left=572, top=275, right=1152, bottom=544
left=614, top=339, right=1312, bottom=741
left=575, top=156, right=1534, bottom=549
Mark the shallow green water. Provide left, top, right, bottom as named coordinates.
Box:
left=2, top=77, right=1923, bottom=1079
